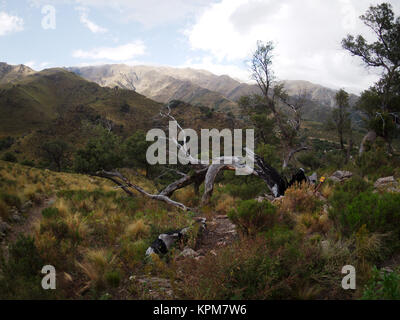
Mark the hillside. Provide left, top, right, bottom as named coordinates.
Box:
left=68, top=65, right=239, bottom=114
left=0, top=63, right=35, bottom=85
left=0, top=65, right=240, bottom=162
left=68, top=64, right=359, bottom=122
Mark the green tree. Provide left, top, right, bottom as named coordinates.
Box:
left=42, top=140, right=69, bottom=171
left=332, top=89, right=352, bottom=151
left=342, top=2, right=400, bottom=153
left=124, top=130, right=152, bottom=178
left=74, top=129, right=123, bottom=174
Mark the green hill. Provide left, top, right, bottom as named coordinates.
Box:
left=0, top=66, right=240, bottom=162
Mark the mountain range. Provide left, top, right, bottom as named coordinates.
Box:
left=67, top=64, right=358, bottom=120
left=0, top=63, right=238, bottom=162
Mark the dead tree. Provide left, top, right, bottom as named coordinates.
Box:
left=251, top=41, right=308, bottom=169
left=96, top=104, right=307, bottom=213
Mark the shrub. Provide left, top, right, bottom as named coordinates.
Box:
left=330, top=191, right=400, bottom=238
left=362, top=266, right=400, bottom=300
left=120, top=239, right=148, bottom=268
left=228, top=199, right=277, bottom=236
left=280, top=183, right=321, bottom=215
left=0, top=192, right=21, bottom=208
left=41, top=207, right=59, bottom=219
left=2, top=152, right=17, bottom=163
left=356, top=145, right=395, bottom=178
left=0, top=136, right=14, bottom=151
left=105, top=270, right=122, bottom=288
left=77, top=249, right=116, bottom=291
left=125, top=219, right=150, bottom=240
left=177, top=235, right=323, bottom=299
left=20, top=160, right=35, bottom=167
left=0, top=235, right=56, bottom=299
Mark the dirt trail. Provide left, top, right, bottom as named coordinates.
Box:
left=1, top=197, right=56, bottom=260
left=7, top=197, right=56, bottom=242
left=196, top=214, right=238, bottom=254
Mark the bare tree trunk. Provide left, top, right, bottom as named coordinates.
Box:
left=346, top=138, right=353, bottom=164
left=359, top=131, right=377, bottom=156
left=282, top=146, right=308, bottom=170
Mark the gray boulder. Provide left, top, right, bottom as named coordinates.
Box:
left=328, top=171, right=353, bottom=182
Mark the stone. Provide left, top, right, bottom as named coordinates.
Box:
left=374, top=176, right=398, bottom=189
left=328, top=170, right=353, bottom=182
left=309, top=172, right=318, bottom=184
left=11, top=214, right=22, bottom=223
left=179, top=247, right=199, bottom=258
left=320, top=240, right=330, bottom=254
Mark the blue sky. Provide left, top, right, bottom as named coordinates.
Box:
left=1, top=0, right=399, bottom=93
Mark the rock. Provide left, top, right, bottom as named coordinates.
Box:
left=256, top=194, right=275, bottom=202
left=381, top=267, right=393, bottom=273
left=328, top=171, right=353, bottom=182
left=271, top=196, right=285, bottom=205
left=136, top=276, right=174, bottom=299
left=309, top=172, right=318, bottom=184
left=11, top=214, right=22, bottom=223
left=374, top=176, right=398, bottom=189
left=179, top=247, right=199, bottom=258
left=46, top=198, right=56, bottom=206
left=215, top=215, right=228, bottom=220
left=320, top=240, right=330, bottom=254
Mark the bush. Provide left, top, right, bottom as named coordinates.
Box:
left=0, top=136, right=14, bottom=151
left=356, top=145, right=394, bottom=178
left=177, top=235, right=323, bottom=299
left=362, top=266, right=400, bottom=300
left=20, top=160, right=35, bottom=167
left=105, top=270, right=122, bottom=288
left=42, top=207, right=59, bottom=219
left=329, top=176, right=372, bottom=225
left=73, top=129, right=123, bottom=174
left=0, top=235, right=56, bottom=299
left=330, top=191, right=400, bottom=237
left=280, top=183, right=321, bottom=214
left=0, top=192, right=21, bottom=208
left=2, top=152, right=17, bottom=162
left=228, top=199, right=277, bottom=236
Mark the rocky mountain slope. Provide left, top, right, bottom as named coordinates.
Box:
left=0, top=65, right=238, bottom=161
left=0, top=62, right=35, bottom=85
left=68, top=64, right=359, bottom=121
left=68, top=65, right=238, bottom=114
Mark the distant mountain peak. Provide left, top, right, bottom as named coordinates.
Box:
left=0, top=62, right=35, bottom=85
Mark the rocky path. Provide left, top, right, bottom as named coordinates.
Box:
left=0, top=196, right=56, bottom=260
left=196, top=214, right=238, bottom=254
left=132, top=214, right=238, bottom=299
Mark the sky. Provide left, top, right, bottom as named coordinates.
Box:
left=0, top=0, right=399, bottom=94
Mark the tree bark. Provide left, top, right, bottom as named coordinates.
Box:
left=359, top=131, right=377, bottom=156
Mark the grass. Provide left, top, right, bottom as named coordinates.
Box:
left=1, top=154, right=400, bottom=300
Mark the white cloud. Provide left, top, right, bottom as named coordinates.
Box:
left=0, top=11, right=24, bottom=36
left=185, top=0, right=400, bottom=93
left=72, top=41, right=146, bottom=61
left=76, top=6, right=107, bottom=33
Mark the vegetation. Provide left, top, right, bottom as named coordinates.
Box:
left=0, top=1, right=399, bottom=301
